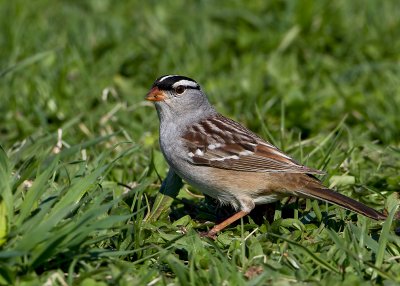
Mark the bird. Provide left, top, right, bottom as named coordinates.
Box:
left=145, top=74, right=387, bottom=237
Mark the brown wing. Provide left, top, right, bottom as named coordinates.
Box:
left=182, top=114, right=324, bottom=175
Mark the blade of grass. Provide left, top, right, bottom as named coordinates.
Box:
left=268, top=232, right=339, bottom=273
left=307, top=115, right=347, bottom=159
left=373, top=205, right=399, bottom=279
left=0, top=145, right=12, bottom=243
left=0, top=50, right=56, bottom=78
left=16, top=156, right=58, bottom=226
left=14, top=164, right=110, bottom=252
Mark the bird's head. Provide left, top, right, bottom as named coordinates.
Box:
left=146, top=75, right=215, bottom=122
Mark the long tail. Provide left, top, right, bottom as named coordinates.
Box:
left=295, top=181, right=387, bottom=221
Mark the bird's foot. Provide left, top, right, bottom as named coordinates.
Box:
left=199, top=230, right=217, bottom=240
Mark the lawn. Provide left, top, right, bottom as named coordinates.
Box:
left=1, top=0, right=400, bottom=285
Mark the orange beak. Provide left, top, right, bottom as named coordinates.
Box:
left=145, top=87, right=166, bottom=102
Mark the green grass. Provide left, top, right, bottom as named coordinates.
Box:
left=1, top=0, right=400, bottom=285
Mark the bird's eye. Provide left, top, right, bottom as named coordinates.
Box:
left=175, top=85, right=186, bottom=95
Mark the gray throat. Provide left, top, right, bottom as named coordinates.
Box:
left=155, top=101, right=217, bottom=132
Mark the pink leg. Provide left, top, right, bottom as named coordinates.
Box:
left=205, top=210, right=249, bottom=238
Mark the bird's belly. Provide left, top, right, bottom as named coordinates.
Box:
left=172, top=163, right=282, bottom=210
left=175, top=168, right=238, bottom=204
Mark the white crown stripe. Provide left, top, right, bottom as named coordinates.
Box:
left=172, top=80, right=199, bottom=89
left=158, top=75, right=178, bottom=82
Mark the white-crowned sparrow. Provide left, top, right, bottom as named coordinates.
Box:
left=146, top=74, right=387, bottom=236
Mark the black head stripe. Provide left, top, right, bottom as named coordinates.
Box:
left=153, top=75, right=200, bottom=91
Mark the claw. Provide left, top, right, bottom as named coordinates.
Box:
left=199, top=231, right=217, bottom=240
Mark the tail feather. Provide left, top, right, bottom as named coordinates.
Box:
left=296, top=184, right=387, bottom=221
